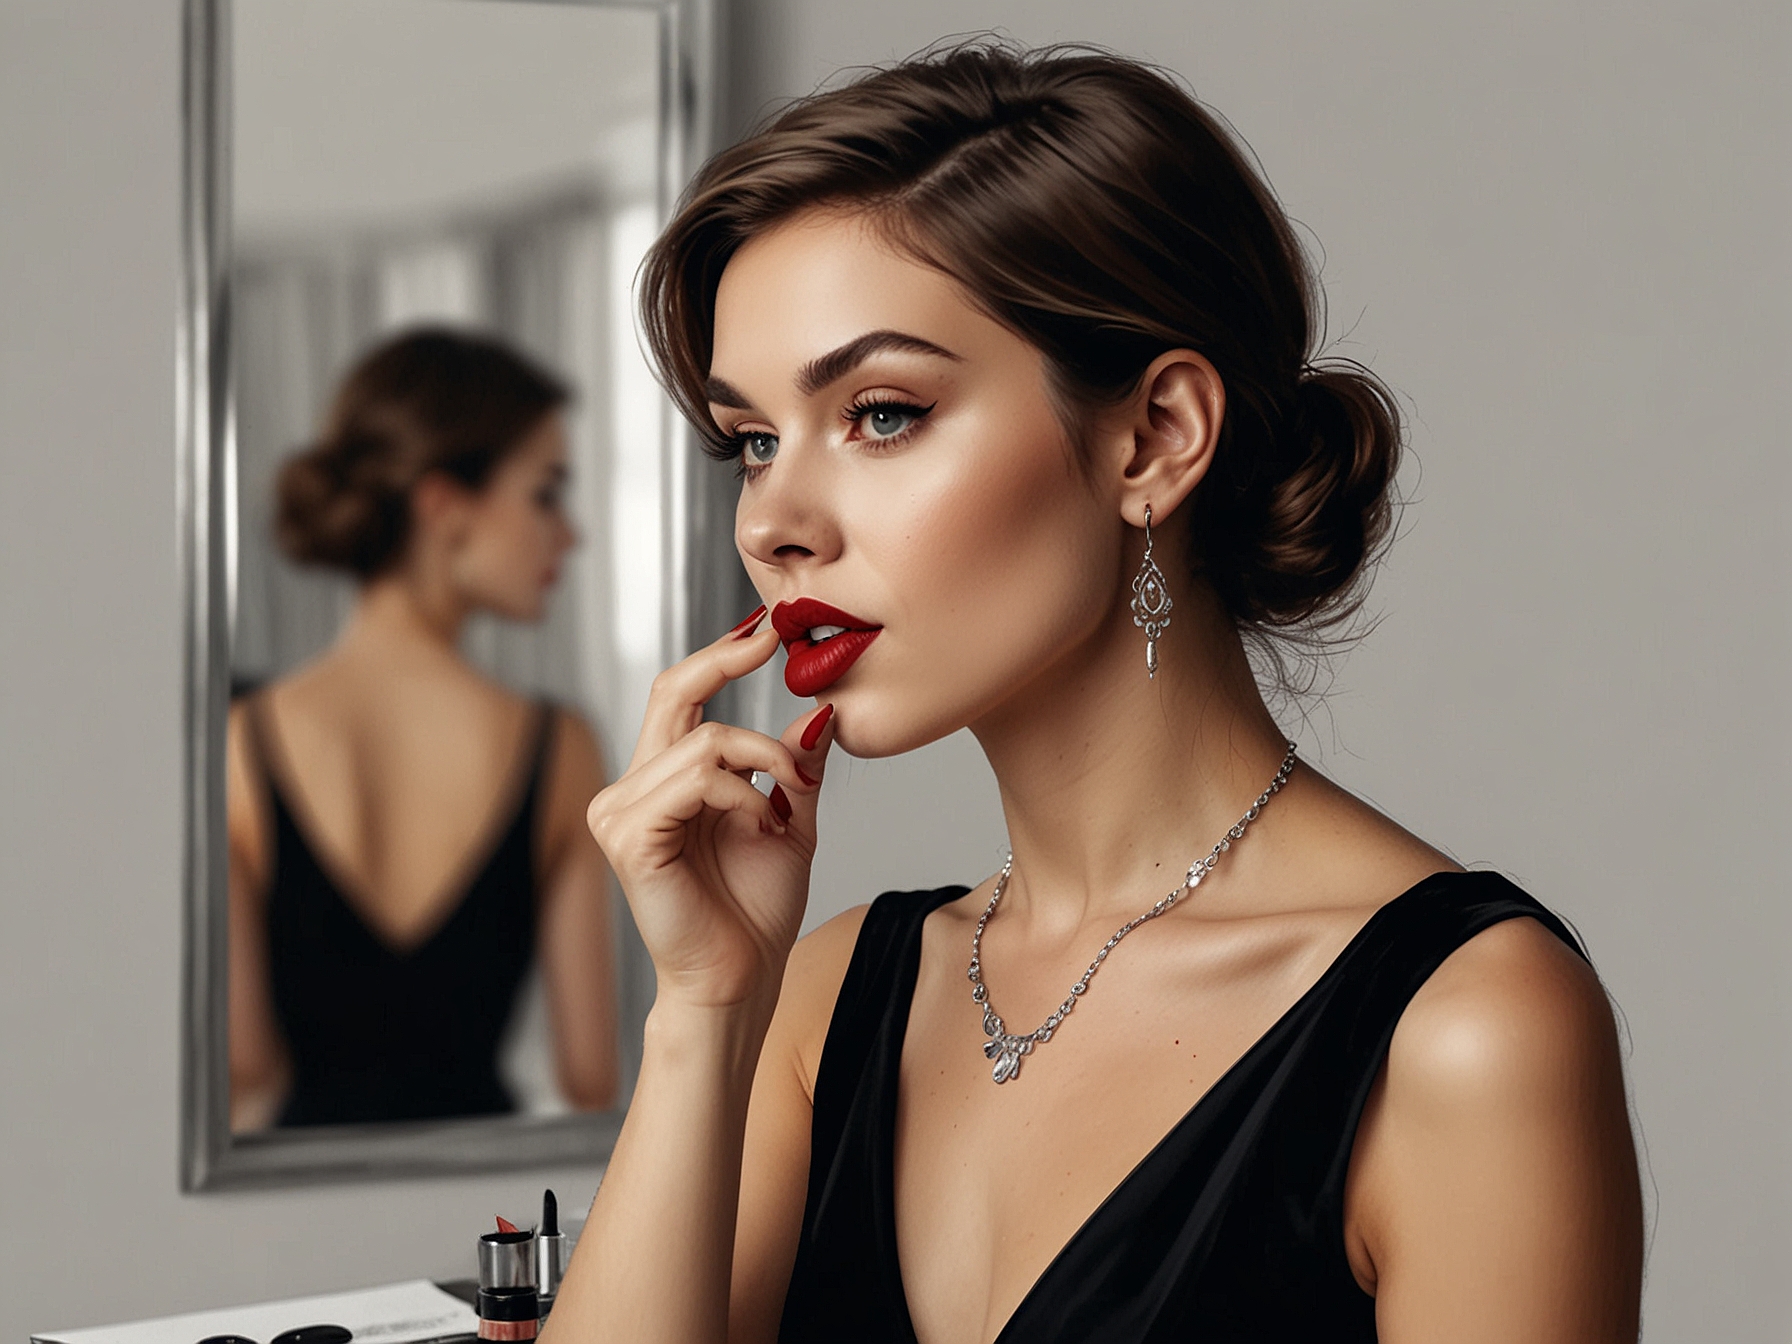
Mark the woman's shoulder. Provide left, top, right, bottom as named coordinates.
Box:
left=787, top=885, right=975, bottom=981
left=1384, top=882, right=1612, bottom=1100
left=789, top=904, right=874, bottom=988
left=1253, top=767, right=1606, bottom=1075
left=1345, top=878, right=1636, bottom=1307
left=773, top=906, right=873, bottom=1100
left=775, top=887, right=965, bottom=1096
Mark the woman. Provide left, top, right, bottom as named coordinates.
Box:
left=551, top=44, right=1641, bottom=1342
left=226, top=327, right=618, bottom=1129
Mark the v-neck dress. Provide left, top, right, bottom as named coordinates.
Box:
left=248, top=698, right=554, bottom=1127
left=778, top=871, right=1586, bottom=1343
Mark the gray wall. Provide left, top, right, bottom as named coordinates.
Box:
left=0, top=1, right=613, bottom=1334
left=0, top=0, right=1784, bottom=1339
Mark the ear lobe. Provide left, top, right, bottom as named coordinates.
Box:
left=410, top=471, right=475, bottom=539
left=1118, top=350, right=1224, bottom=525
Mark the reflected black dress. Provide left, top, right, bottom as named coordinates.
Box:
left=246, top=698, right=553, bottom=1127
left=778, top=870, right=1585, bottom=1342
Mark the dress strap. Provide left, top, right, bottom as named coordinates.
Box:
left=527, top=698, right=558, bottom=781
left=785, top=885, right=966, bottom=1340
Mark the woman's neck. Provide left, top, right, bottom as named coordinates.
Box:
left=337, top=571, right=470, bottom=664
left=970, top=584, right=1290, bottom=936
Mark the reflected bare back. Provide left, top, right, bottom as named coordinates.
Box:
left=225, top=606, right=619, bottom=1129
left=247, top=655, right=544, bottom=952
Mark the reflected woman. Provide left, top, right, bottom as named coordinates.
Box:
left=226, top=327, right=618, bottom=1129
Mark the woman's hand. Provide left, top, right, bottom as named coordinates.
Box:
left=585, top=609, right=835, bottom=1012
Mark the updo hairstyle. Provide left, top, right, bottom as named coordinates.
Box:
left=642, top=41, right=1402, bottom=640
left=275, top=326, right=569, bottom=579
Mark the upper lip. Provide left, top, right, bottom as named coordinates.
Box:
left=771, top=598, right=882, bottom=646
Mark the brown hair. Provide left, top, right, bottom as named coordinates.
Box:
left=642, top=40, right=1401, bottom=640
left=275, top=326, right=568, bottom=579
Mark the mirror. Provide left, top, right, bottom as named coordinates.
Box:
left=180, top=0, right=725, bottom=1189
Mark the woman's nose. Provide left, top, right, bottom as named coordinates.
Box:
left=735, top=448, right=842, bottom=574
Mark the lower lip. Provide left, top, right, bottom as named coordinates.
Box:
left=784, top=628, right=881, bottom=697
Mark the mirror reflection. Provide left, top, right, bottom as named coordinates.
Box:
left=226, top=329, right=617, bottom=1129
left=221, top=0, right=665, bottom=1133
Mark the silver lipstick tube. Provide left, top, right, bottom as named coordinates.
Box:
left=479, top=1231, right=536, bottom=1289
left=536, top=1231, right=566, bottom=1311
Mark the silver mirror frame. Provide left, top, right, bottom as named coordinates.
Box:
left=178, top=0, right=726, bottom=1191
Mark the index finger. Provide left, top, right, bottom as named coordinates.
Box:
left=628, top=606, right=779, bottom=772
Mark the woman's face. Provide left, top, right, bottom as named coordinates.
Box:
left=710, top=210, right=1126, bottom=758
left=447, top=410, right=578, bottom=622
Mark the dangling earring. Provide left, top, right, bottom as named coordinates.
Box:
left=1130, top=503, right=1173, bottom=679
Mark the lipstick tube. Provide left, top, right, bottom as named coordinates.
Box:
left=478, top=1228, right=538, bottom=1340
left=536, top=1189, right=566, bottom=1320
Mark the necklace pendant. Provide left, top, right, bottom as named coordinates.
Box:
left=984, top=1034, right=1029, bottom=1084
left=988, top=1042, right=1023, bottom=1084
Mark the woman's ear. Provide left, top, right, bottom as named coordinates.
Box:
left=411, top=470, right=477, bottom=545
left=1105, top=349, right=1224, bottom=528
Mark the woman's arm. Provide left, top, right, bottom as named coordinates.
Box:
left=555, top=907, right=860, bottom=1344
left=1348, top=916, right=1644, bottom=1342
left=536, top=709, right=620, bottom=1110
left=540, top=619, right=835, bottom=1344
left=224, top=703, right=291, bottom=1130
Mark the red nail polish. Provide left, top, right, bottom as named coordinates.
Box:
left=729, top=604, right=768, bottom=639
left=800, top=703, right=835, bottom=751
left=795, top=764, right=818, bottom=787
left=769, top=784, right=793, bottom=823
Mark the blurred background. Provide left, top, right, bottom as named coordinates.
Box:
left=1, top=0, right=1786, bottom=1339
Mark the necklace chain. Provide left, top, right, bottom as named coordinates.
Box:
left=967, top=742, right=1299, bottom=1084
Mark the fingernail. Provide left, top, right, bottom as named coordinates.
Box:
left=729, top=604, right=768, bottom=639
left=800, top=703, right=835, bottom=751
left=795, top=764, right=819, bottom=787
left=769, top=784, right=793, bottom=823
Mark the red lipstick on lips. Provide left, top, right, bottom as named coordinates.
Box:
left=772, top=598, right=882, bottom=698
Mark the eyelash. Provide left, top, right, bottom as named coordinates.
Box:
left=723, top=397, right=936, bottom=481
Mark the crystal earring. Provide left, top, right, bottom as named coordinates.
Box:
left=1130, top=504, right=1172, bottom=679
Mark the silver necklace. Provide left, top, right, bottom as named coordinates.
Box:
left=967, top=742, right=1298, bottom=1084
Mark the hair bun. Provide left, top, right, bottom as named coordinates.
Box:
left=1211, top=362, right=1402, bottom=632
left=273, top=434, right=409, bottom=577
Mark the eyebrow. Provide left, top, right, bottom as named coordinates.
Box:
left=703, top=329, right=962, bottom=410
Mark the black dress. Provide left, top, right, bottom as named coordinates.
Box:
left=778, top=870, right=1586, bottom=1342
left=246, top=698, right=553, bottom=1127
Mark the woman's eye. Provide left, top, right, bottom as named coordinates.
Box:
left=863, top=406, right=917, bottom=439
left=741, top=432, right=779, bottom=465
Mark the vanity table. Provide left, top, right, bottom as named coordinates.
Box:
left=31, top=1282, right=478, bottom=1344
